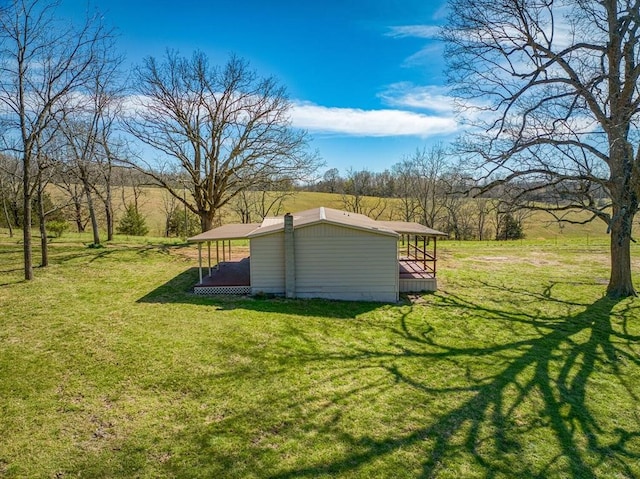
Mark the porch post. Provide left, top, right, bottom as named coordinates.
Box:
left=433, top=237, right=437, bottom=276
left=216, top=241, right=220, bottom=269
left=198, top=242, right=203, bottom=284
left=423, top=235, right=427, bottom=270
left=207, top=241, right=212, bottom=275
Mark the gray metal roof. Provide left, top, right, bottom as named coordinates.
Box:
left=187, top=207, right=447, bottom=242
left=248, top=207, right=398, bottom=238
left=376, top=220, right=448, bottom=237
left=187, top=223, right=261, bottom=242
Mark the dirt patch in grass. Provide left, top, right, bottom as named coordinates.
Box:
left=170, top=245, right=251, bottom=262
left=473, top=256, right=514, bottom=262
left=472, top=254, right=561, bottom=266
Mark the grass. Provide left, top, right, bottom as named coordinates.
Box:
left=1, top=233, right=640, bottom=478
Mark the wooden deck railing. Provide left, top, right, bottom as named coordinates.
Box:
left=399, top=235, right=437, bottom=276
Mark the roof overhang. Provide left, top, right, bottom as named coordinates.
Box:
left=376, top=221, right=448, bottom=237
left=187, top=223, right=261, bottom=242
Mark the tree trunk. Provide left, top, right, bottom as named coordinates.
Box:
left=37, top=180, right=48, bottom=267
left=104, top=160, right=114, bottom=241
left=607, top=205, right=637, bottom=297
left=165, top=214, right=171, bottom=237
left=1, top=187, right=14, bottom=238
left=105, top=187, right=113, bottom=241
left=11, top=200, right=20, bottom=229
left=83, top=179, right=101, bottom=246
left=74, top=199, right=85, bottom=233
left=200, top=210, right=215, bottom=233
left=22, top=157, right=33, bottom=280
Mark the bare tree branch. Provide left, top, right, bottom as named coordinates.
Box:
left=446, top=0, right=640, bottom=296
left=124, top=51, right=322, bottom=232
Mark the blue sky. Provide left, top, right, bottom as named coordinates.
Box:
left=60, top=0, right=456, bottom=175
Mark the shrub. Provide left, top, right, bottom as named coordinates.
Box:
left=117, top=204, right=149, bottom=236
left=47, top=220, right=69, bottom=238
left=166, top=209, right=200, bottom=237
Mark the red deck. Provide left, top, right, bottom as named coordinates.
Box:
left=196, top=258, right=251, bottom=287
left=399, top=260, right=435, bottom=279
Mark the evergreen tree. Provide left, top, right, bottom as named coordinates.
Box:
left=116, top=204, right=149, bottom=236
left=496, top=213, right=523, bottom=241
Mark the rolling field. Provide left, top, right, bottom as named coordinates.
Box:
left=46, top=185, right=618, bottom=241
left=1, top=232, right=640, bottom=478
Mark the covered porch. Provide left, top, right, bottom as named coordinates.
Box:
left=378, top=220, right=445, bottom=293
left=188, top=223, right=257, bottom=295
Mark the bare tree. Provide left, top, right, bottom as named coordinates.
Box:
left=53, top=154, right=88, bottom=233
left=230, top=177, right=296, bottom=224
left=413, top=146, right=447, bottom=229
left=56, top=44, right=121, bottom=247
left=0, top=0, right=112, bottom=278
left=475, top=197, right=494, bottom=241
left=391, top=157, right=421, bottom=222
left=58, top=120, right=102, bottom=246
left=114, top=166, right=149, bottom=215
left=34, top=145, right=56, bottom=266
left=440, top=172, right=469, bottom=240
left=160, top=190, right=179, bottom=237
left=126, top=51, right=321, bottom=232
left=93, top=92, right=126, bottom=242
left=322, top=167, right=341, bottom=193
left=0, top=174, right=15, bottom=237
left=445, top=0, right=640, bottom=296
left=341, top=168, right=372, bottom=214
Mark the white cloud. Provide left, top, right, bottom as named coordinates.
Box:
left=386, top=25, right=440, bottom=39
left=385, top=24, right=444, bottom=67
left=290, top=102, right=458, bottom=137
left=400, top=44, right=444, bottom=67
left=379, top=83, right=455, bottom=113
left=124, top=93, right=459, bottom=138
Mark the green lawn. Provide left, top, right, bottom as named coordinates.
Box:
left=1, top=235, right=639, bottom=478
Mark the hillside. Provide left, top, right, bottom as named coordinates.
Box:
left=102, top=187, right=614, bottom=242
left=32, top=183, right=621, bottom=242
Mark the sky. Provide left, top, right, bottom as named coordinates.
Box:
left=59, top=0, right=456, bottom=175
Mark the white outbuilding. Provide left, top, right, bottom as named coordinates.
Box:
left=188, top=207, right=447, bottom=302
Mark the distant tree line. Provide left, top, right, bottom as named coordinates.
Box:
left=302, top=146, right=537, bottom=241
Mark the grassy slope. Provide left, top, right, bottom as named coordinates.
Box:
left=1, top=235, right=639, bottom=478
left=48, top=184, right=616, bottom=240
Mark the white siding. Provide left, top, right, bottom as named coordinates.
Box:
left=399, top=278, right=437, bottom=292
left=293, top=223, right=398, bottom=302
left=250, top=232, right=285, bottom=294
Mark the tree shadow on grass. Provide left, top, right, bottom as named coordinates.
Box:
left=265, top=283, right=640, bottom=478
left=136, top=267, right=201, bottom=303
left=76, top=277, right=640, bottom=478
left=137, top=267, right=384, bottom=319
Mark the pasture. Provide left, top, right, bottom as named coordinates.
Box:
left=1, top=233, right=639, bottom=478
left=46, top=184, right=619, bottom=241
